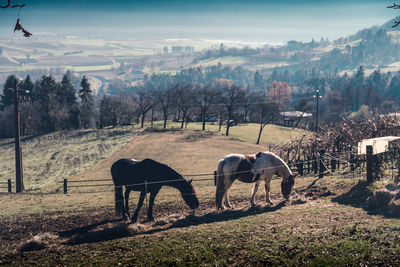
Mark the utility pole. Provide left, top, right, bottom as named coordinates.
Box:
left=13, top=79, right=24, bottom=192
left=313, top=89, right=322, bottom=132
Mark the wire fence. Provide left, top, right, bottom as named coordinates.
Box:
left=2, top=146, right=398, bottom=195
left=55, top=153, right=359, bottom=194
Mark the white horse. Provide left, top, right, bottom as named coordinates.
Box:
left=215, top=151, right=296, bottom=210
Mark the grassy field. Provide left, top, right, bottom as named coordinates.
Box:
left=0, top=127, right=137, bottom=192
left=0, top=122, right=305, bottom=193
left=0, top=123, right=400, bottom=266
left=192, top=56, right=247, bottom=67
left=165, top=122, right=308, bottom=146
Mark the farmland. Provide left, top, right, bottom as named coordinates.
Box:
left=0, top=124, right=400, bottom=266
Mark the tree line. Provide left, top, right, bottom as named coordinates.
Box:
left=0, top=74, right=93, bottom=138
left=0, top=72, right=294, bottom=143
left=1, top=60, right=400, bottom=142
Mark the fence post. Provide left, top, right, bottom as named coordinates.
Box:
left=214, top=171, right=217, bottom=186
left=313, top=154, right=318, bottom=175
left=8, top=179, right=11, bottom=193
left=350, top=152, right=355, bottom=172
left=297, top=161, right=304, bottom=176
left=63, top=179, right=67, bottom=194
left=366, top=145, right=373, bottom=184
left=319, top=149, right=325, bottom=178
left=331, top=151, right=336, bottom=173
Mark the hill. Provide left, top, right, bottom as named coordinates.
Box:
left=0, top=123, right=306, bottom=192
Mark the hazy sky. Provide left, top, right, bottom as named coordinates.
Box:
left=0, top=0, right=397, bottom=43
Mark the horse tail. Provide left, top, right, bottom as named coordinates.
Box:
left=215, top=159, right=225, bottom=210
left=111, top=162, right=124, bottom=216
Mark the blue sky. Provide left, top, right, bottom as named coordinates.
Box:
left=0, top=0, right=398, bottom=42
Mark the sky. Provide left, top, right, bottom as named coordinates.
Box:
left=0, top=0, right=398, bottom=43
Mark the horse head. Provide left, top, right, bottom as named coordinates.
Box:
left=181, top=179, right=200, bottom=209
left=281, top=174, right=296, bottom=200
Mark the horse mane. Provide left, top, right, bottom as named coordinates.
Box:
left=141, top=158, right=184, bottom=178
left=244, top=154, right=256, bottom=163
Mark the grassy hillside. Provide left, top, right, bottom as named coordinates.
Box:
left=0, top=122, right=305, bottom=192
left=0, top=127, right=137, bottom=191
left=0, top=123, right=305, bottom=217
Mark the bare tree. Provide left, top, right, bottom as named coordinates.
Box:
left=196, top=84, right=219, bottom=131
left=242, top=86, right=255, bottom=123
left=158, top=86, right=174, bottom=129
left=252, top=90, right=276, bottom=144
left=267, top=81, right=292, bottom=123
left=174, top=84, right=195, bottom=129
left=133, top=88, right=153, bottom=128
left=0, top=0, right=25, bottom=8
left=221, top=85, right=245, bottom=136
left=99, top=95, right=136, bottom=128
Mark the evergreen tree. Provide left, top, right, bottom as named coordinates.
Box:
left=60, top=74, right=80, bottom=129
left=20, top=75, right=34, bottom=99
left=1, top=75, right=17, bottom=108
left=79, top=76, right=94, bottom=128
left=34, top=75, right=60, bottom=133
left=61, top=74, right=77, bottom=106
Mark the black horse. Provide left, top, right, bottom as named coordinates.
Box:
left=111, top=158, right=199, bottom=222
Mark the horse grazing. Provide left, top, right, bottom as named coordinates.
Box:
left=215, top=151, right=296, bottom=210
left=111, top=158, right=199, bottom=222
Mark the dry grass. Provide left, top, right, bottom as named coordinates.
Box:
left=0, top=127, right=137, bottom=192
left=0, top=122, right=304, bottom=194
left=0, top=124, right=304, bottom=217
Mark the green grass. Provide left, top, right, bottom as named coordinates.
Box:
left=165, top=121, right=308, bottom=146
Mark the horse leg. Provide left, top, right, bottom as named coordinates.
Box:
left=147, top=188, right=160, bottom=221
left=131, top=190, right=146, bottom=223
left=265, top=178, right=274, bottom=205
left=223, top=193, right=232, bottom=209
left=222, top=176, right=234, bottom=209
left=215, top=174, right=226, bottom=210
left=124, top=188, right=131, bottom=219
left=251, top=180, right=261, bottom=207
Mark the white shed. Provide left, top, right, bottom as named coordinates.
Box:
left=357, top=136, right=400, bottom=155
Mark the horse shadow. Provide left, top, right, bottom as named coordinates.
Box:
left=59, top=218, right=123, bottom=239
left=62, top=201, right=286, bottom=245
